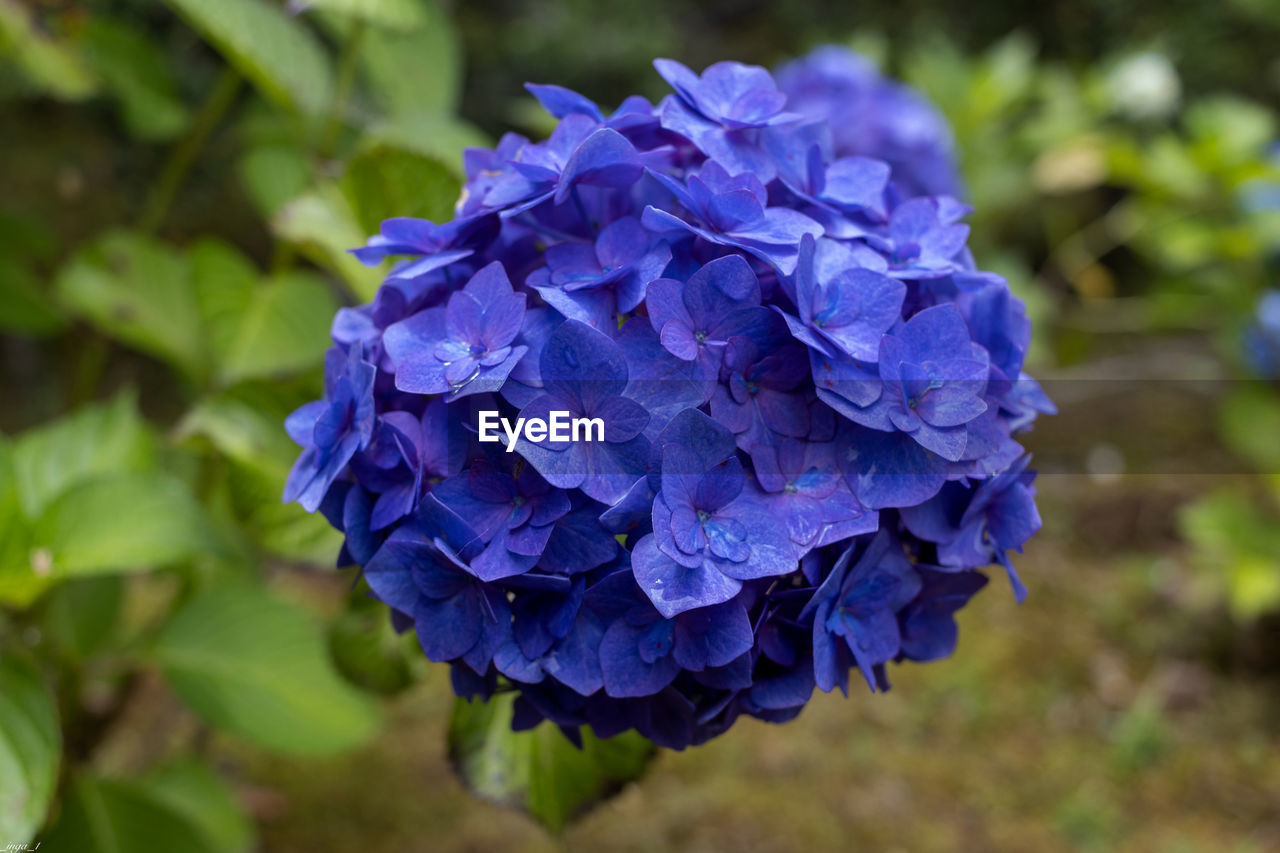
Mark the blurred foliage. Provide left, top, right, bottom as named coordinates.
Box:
left=894, top=35, right=1280, bottom=623
left=0, top=0, right=480, bottom=846
left=1, top=0, right=1279, bottom=846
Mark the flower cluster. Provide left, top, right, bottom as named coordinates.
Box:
left=286, top=49, right=1053, bottom=749
left=775, top=46, right=963, bottom=200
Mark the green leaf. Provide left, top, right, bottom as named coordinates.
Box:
left=239, top=145, right=312, bottom=219
left=0, top=438, right=41, bottom=606
left=0, top=655, right=60, bottom=845
left=305, top=0, right=425, bottom=30
left=178, top=389, right=345, bottom=566
left=155, top=584, right=380, bottom=756
left=328, top=592, right=414, bottom=695
left=0, top=263, right=64, bottom=336
left=448, top=693, right=655, bottom=832
left=178, top=393, right=298, bottom=480
left=273, top=185, right=381, bottom=301
left=1181, top=491, right=1280, bottom=621
left=42, top=576, right=124, bottom=660
left=55, top=231, right=204, bottom=377
left=135, top=760, right=255, bottom=853
left=361, top=0, right=460, bottom=116
left=42, top=775, right=223, bottom=853
left=0, top=0, right=97, bottom=101
left=342, top=143, right=461, bottom=234
left=1225, top=554, right=1280, bottom=621
left=1185, top=96, right=1277, bottom=169
left=30, top=472, right=214, bottom=578
left=216, top=270, right=337, bottom=385
left=190, top=239, right=258, bottom=367
left=245, top=488, right=346, bottom=565
left=79, top=17, right=190, bottom=140
left=189, top=240, right=335, bottom=384
left=163, top=0, right=334, bottom=115
left=367, top=114, right=489, bottom=172
left=10, top=391, right=155, bottom=521
left=1220, top=384, right=1280, bottom=472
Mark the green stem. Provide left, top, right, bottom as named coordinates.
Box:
left=320, top=21, right=367, bottom=158
left=138, top=67, right=243, bottom=234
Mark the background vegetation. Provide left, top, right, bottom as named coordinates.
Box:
left=1, top=0, right=1278, bottom=849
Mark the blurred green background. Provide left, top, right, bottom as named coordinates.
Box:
left=2, top=0, right=1280, bottom=850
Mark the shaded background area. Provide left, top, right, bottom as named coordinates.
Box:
left=2, top=0, right=1280, bottom=850
left=453, top=0, right=1280, bottom=129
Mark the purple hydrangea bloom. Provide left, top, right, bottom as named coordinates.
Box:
left=900, top=455, right=1041, bottom=601
left=822, top=303, right=990, bottom=461
left=514, top=320, right=650, bottom=504
left=775, top=46, right=963, bottom=199
left=383, top=262, right=528, bottom=400
left=592, top=570, right=754, bottom=697
left=285, top=49, right=1050, bottom=751
left=804, top=530, right=922, bottom=693
left=654, top=58, right=799, bottom=181
left=643, top=160, right=822, bottom=275
left=430, top=455, right=572, bottom=581
left=632, top=410, right=798, bottom=618
left=527, top=215, right=672, bottom=322
left=284, top=346, right=377, bottom=512
left=782, top=233, right=905, bottom=361
left=645, top=254, right=771, bottom=380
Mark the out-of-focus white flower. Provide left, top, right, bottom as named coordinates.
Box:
left=1107, top=52, right=1181, bottom=120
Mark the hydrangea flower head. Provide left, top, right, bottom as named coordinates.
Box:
left=776, top=46, right=963, bottom=199
left=287, top=47, right=1051, bottom=749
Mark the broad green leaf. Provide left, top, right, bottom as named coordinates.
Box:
left=30, top=472, right=214, bottom=578
left=190, top=239, right=258, bottom=366
left=181, top=391, right=344, bottom=566
left=367, top=114, right=489, bottom=173
left=1185, top=96, right=1276, bottom=169
left=342, top=143, right=461, bottom=233
left=448, top=693, right=655, bottom=832
left=42, top=775, right=222, bottom=853
left=0, top=439, right=42, bottom=606
left=274, top=185, right=381, bottom=301
left=216, top=271, right=337, bottom=385
left=79, top=17, right=189, bottom=140
left=10, top=391, right=155, bottom=521
left=163, top=0, right=334, bottom=115
left=1226, top=555, right=1280, bottom=621
left=238, top=145, right=312, bottom=219
left=155, top=584, right=380, bottom=756
left=0, top=655, right=60, bottom=845
left=42, top=576, right=124, bottom=660
left=55, top=231, right=204, bottom=377
left=178, top=393, right=298, bottom=480
left=328, top=593, right=413, bottom=695
left=0, top=207, right=56, bottom=266
left=0, top=263, right=64, bottom=336
left=306, top=0, right=424, bottom=30
left=1181, top=491, right=1280, bottom=621
left=361, top=0, right=459, bottom=116
left=242, top=483, right=345, bottom=566
left=136, top=760, right=255, bottom=853
left=1220, top=384, right=1280, bottom=472
left=190, top=241, right=335, bottom=385
left=0, top=0, right=96, bottom=100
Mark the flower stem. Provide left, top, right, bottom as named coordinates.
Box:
left=138, top=67, right=242, bottom=234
